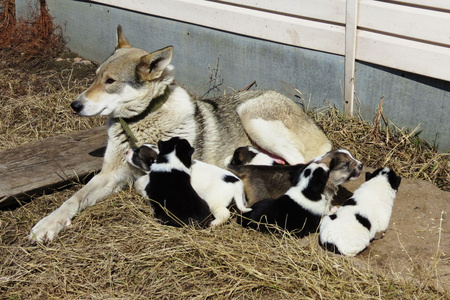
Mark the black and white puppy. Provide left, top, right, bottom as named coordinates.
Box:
left=126, top=143, right=159, bottom=196
left=238, top=162, right=330, bottom=238
left=319, top=167, right=401, bottom=256
left=127, top=143, right=251, bottom=226
left=227, top=146, right=282, bottom=166
left=228, top=149, right=362, bottom=206
left=145, top=137, right=211, bottom=227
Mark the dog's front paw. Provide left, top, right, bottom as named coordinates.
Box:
left=240, top=207, right=252, bottom=213
left=210, top=219, right=223, bottom=227
left=29, top=209, right=72, bottom=243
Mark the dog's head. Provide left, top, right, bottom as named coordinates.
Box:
left=156, top=137, right=195, bottom=169
left=228, top=146, right=280, bottom=166
left=365, top=167, right=402, bottom=191
left=292, top=162, right=330, bottom=201
left=314, top=149, right=363, bottom=186
left=126, top=143, right=159, bottom=172
left=71, top=25, right=174, bottom=118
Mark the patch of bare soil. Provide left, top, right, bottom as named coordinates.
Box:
left=341, top=169, right=449, bottom=292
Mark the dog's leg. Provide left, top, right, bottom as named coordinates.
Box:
left=134, top=175, right=149, bottom=197
left=240, top=118, right=306, bottom=164
left=29, top=168, right=130, bottom=243
left=210, top=207, right=231, bottom=226
left=233, top=183, right=252, bottom=213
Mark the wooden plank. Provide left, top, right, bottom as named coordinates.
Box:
left=211, top=0, right=346, bottom=24
left=0, top=126, right=107, bottom=208
left=359, top=0, right=450, bottom=47
left=91, top=0, right=346, bottom=55
left=344, top=0, right=359, bottom=116
left=356, top=30, right=450, bottom=82
left=381, top=0, right=450, bottom=12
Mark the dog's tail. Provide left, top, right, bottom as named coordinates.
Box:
left=234, top=181, right=252, bottom=213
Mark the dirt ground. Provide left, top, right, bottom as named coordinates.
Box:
left=337, top=169, right=449, bottom=292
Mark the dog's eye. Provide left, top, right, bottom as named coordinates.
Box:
left=341, top=162, right=349, bottom=169
left=105, top=78, right=116, bottom=84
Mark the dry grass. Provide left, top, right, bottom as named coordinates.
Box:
left=0, top=56, right=103, bottom=149
left=1, top=188, right=447, bottom=299
left=309, top=102, right=449, bottom=192
left=1, top=58, right=449, bottom=299
left=1, top=3, right=449, bottom=298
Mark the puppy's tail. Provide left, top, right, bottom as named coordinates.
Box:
left=234, top=181, right=251, bottom=213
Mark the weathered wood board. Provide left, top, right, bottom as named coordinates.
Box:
left=0, top=126, right=107, bottom=208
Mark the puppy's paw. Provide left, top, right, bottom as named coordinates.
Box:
left=210, top=219, right=223, bottom=227
left=29, top=209, right=72, bottom=243
left=329, top=206, right=339, bottom=215
left=373, top=231, right=386, bottom=240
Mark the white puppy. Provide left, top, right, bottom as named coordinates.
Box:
left=127, top=143, right=251, bottom=226
left=190, top=160, right=251, bottom=226
left=319, top=167, right=401, bottom=257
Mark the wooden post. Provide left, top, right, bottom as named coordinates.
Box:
left=344, top=0, right=359, bottom=116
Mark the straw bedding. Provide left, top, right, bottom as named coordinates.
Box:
left=1, top=2, right=449, bottom=298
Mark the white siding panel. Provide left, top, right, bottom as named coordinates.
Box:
left=210, top=0, right=346, bottom=23
left=90, top=0, right=345, bottom=55
left=382, top=0, right=450, bottom=11
left=356, top=30, right=450, bottom=82
left=359, top=0, right=450, bottom=46
left=89, top=0, right=450, bottom=83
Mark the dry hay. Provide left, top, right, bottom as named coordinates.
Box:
left=1, top=9, right=449, bottom=299
left=1, top=62, right=449, bottom=298
left=310, top=102, right=449, bottom=192
left=1, top=188, right=447, bottom=299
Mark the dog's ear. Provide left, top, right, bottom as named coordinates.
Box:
left=136, top=46, right=174, bottom=81
left=116, top=25, right=132, bottom=49
left=175, top=139, right=194, bottom=168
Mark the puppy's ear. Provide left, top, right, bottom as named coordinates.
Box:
left=365, top=171, right=373, bottom=181
left=116, top=25, right=132, bottom=49
left=175, top=139, right=194, bottom=168
left=136, top=46, right=174, bottom=81
left=157, top=140, right=167, bottom=154
left=388, top=172, right=402, bottom=191
left=328, top=158, right=336, bottom=170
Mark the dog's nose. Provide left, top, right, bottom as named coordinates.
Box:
left=71, top=101, right=83, bottom=113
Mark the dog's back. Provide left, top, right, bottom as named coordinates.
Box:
left=146, top=137, right=211, bottom=227
left=228, top=163, right=305, bottom=206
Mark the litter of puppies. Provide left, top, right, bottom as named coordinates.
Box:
left=126, top=136, right=401, bottom=257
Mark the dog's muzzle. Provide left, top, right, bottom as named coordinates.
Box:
left=351, top=163, right=364, bottom=179
left=71, top=101, right=84, bottom=113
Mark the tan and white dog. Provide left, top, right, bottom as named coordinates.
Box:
left=29, top=25, right=331, bottom=243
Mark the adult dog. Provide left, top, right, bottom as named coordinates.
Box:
left=29, top=25, right=331, bottom=243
